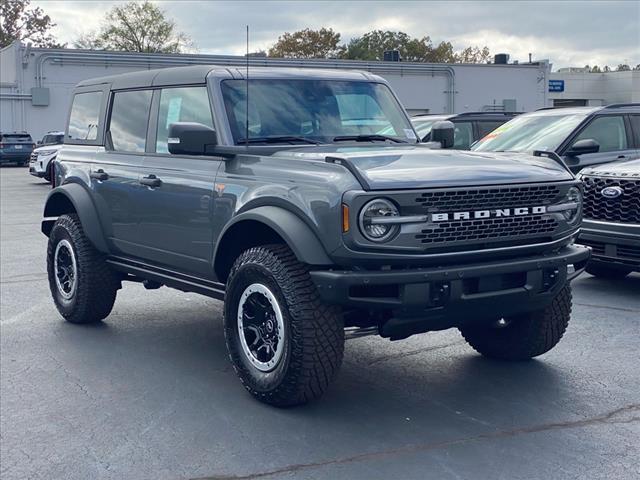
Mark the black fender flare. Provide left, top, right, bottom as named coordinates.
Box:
left=42, top=183, right=110, bottom=253
left=214, top=206, right=333, bottom=268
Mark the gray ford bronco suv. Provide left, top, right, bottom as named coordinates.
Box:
left=43, top=66, right=590, bottom=406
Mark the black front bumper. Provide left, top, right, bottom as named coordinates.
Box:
left=578, top=219, right=640, bottom=270
left=311, top=245, right=590, bottom=337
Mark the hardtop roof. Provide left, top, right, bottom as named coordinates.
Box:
left=76, top=65, right=384, bottom=90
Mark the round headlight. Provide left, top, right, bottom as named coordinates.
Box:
left=563, top=186, right=582, bottom=223
left=358, top=198, right=400, bottom=242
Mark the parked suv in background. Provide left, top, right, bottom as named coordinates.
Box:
left=42, top=66, right=589, bottom=406
left=29, top=131, right=64, bottom=182
left=578, top=159, right=640, bottom=278
left=411, top=112, right=519, bottom=149
left=472, top=104, right=640, bottom=173
left=0, top=132, right=34, bottom=166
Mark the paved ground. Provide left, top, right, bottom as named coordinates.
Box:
left=1, top=166, right=639, bottom=480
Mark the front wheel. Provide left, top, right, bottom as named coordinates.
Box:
left=47, top=214, right=119, bottom=324
left=223, top=245, right=344, bottom=407
left=459, top=286, right=572, bottom=360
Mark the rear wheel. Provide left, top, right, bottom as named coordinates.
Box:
left=47, top=214, right=119, bottom=324
left=460, top=286, right=572, bottom=360
left=586, top=262, right=631, bottom=279
left=224, top=245, right=344, bottom=407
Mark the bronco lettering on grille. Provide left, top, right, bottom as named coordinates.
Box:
left=431, top=206, right=547, bottom=222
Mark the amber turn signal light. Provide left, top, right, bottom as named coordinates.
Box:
left=342, top=204, right=350, bottom=233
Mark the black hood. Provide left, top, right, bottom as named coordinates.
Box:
left=582, top=158, right=640, bottom=177
left=277, top=145, right=574, bottom=190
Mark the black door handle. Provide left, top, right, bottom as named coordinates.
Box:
left=617, top=155, right=626, bottom=159
left=90, top=169, right=109, bottom=181
left=140, top=174, right=162, bottom=188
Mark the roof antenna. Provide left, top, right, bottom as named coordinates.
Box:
left=245, top=24, right=249, bottom=149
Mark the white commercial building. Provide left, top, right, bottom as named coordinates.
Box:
left=1, top=42, right=557, bottom=141
left=548, top=68, right=640, bottom=107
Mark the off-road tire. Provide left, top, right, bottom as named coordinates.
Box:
left=224, top=244, right=344, bottom=407
left=459, top=285, right=572, bottom=361
left=47, top=214, right=119, bottom=324
left=586, top=262, right=631, bottom=279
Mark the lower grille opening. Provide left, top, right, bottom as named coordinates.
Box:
left=462, top=272, right=526, bottom=295
left=349, top=284, right=399, bottom=299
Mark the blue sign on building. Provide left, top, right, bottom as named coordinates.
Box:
left=549, top=80, right=565, bottom=92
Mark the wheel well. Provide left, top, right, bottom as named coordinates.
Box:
left=42, top=193, right=77, bottom=236
left=44, top=192, right=76, bottom=217
left=215, top=220, right=285, bottom=283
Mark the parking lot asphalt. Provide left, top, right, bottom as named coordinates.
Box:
left=1, top=165, right=639, bottom=480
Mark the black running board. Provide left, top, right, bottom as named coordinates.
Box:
left=107, top=257, right=225, bottom=300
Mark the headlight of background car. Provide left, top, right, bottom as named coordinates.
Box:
left=563, top=186, right=582, bottom=224
left=358, top=198, right=400, bottom=242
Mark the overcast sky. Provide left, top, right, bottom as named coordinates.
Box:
left=33, top=1, right=640, bottom=70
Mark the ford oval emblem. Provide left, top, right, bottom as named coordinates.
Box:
left=601, top=186, right=623, bottom=199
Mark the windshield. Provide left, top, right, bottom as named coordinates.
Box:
left=42, top=134, right=63, bottom=145
left=411, top=117, right=446, bottom=139
left=472, top=113, right=588, bottom=153
left=221, top=79, right=416, bottom=145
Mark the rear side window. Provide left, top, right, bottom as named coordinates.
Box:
left=572, top=115, right=628, bottom=153
left=477, top=121, right=505, bottom=139
left=68, top=91, right=103, bottom=141
left=156, top=87, right=213, bottom=153
left=109, top=90, right=152, bottom=152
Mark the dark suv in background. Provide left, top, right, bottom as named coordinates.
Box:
left=472, top=104, right=640, bottom=173
left=578, top=159, right=640, bottom=278
left=411, top=112, right=519, bottom=149
left=0, top=132, right=35, bottom=166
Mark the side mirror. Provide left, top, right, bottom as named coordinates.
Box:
left=36, top=141, right=42, bottom=145
left=168, top=122, right=217, bottom=155
left=566, top=138, right=599, bottom=156
left=430, top=121, right=455, bottom=149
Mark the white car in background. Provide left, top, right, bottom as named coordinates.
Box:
left=29, top=131, right=64, bottom=182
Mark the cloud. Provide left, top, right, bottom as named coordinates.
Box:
left=33, top=0, right=640, bottom=69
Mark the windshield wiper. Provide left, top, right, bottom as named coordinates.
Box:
left=333, top=134, right=407, bottom=144
left=237, top=136, right=320, bottom=145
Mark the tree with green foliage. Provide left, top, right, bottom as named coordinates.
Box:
left=455, top=45, right=491, bottom=63
left=0, top=0, right=63, bottom=48
left=323, top=30, right=487, bottom=64
left=341, top=30, right=435, bottom=62
left=616, top=64, right=631, bottom=71
left=268, top=28, right=344, bottom=59
left=74, top=1, right=192, bottom=53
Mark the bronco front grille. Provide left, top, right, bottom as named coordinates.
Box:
left=582, top=175, right=640, bottom=223
left=415, top=184, right=561, bottom=211
left=410, top=184, right=564, bottom=250
left=416, top=215, right=558, bottom=245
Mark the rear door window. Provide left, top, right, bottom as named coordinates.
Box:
left=629, top=115, right=640, bottom=147
left=156, top=87, right=213, bottom=153
left=108, top=90, right=153, bottom=153
left=68, top=91, right=103, bottom=141
left=572, top=115, right=628, bottom=153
